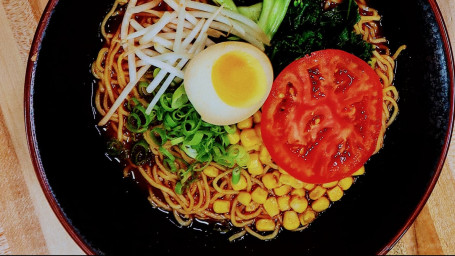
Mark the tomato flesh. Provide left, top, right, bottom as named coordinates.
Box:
left=261, top=49, right=383, bottom=184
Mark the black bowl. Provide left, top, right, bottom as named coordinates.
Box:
left=24, top=0, right=454, bottom=254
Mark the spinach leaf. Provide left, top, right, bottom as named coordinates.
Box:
left=267, top=0, right=373, bottom=75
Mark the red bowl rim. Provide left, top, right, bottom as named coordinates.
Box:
left=23, top=0, right=455, bottom=255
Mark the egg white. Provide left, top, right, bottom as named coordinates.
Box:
left=184, top=42, right=274, bottom=125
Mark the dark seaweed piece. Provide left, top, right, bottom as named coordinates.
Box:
left=267, top=0, right=374, bottom=75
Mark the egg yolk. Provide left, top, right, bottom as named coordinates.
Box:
left=211, top=51, right=266, bottom=107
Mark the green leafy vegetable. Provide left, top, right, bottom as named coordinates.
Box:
left=268, top=0, right=374, bottom=74
left=213, top=0, right=239, bottom=11
left=213, top=0, right=290, bottom=38
left=238, top=2, right=262, bottom=22
left=257, top=0, right=292, bottom=39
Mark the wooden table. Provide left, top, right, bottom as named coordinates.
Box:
left=0, top=0, right=454, bottom=254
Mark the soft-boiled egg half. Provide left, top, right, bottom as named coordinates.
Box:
left=184, top=42, right=274, bottom=125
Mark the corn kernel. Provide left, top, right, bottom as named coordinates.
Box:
left=272, top=170, right=281, bottom=179
left=251, top=187, right=268, bottom=204
left=203, top=166, right=219, bottom=178
left=274, top=185, right=292, bottom=196
left=245, top=201, right=259, bottom=212
left=352, top=166, right=365, bottom=176
left=309, top=186, right=327, bottom=200
left=264, top=197, right=280, bottom=217
left=237, top=116, right=253, bottom=130
left=327, top=186, right=343, bottom=202
left=283, top=211, right=300, bottom=230
left=277, top=195, right=291, bottom=211
left=291, top=188, right=306, bottom=197
left=240, top=129, right=261, bottom=148
left=312, top=197, right=330, bottom=212
left=291, top=178, right=305, bottom=189
left=253, top=111, right=262, bottom=123
left=262, top=173, right=280, bottom=189
left=290, top=196, right=308, bottom=213
left=299, top=209, right=316, bottom=225
left=302, top=182, right=315, bottom=191
left=244, top=144, right=261, bottom=152
left=322, top=181, right=338, bottom=188
left=259, top=145, right=273, bottom=166
left=247, top=153, right=263, bottom=175
left=237, top=192, right=251, bottom=206
left=213, top=200, right=230, bottom=213
left=338, top=177, right=353, bottom=190
left=256, top=219, right=275, bottom=232
left=279, top=174, right=293, bottom=186
left=227, top=130, right=240, bottom=145
left=254, top=123, right=262, bottom=139
left=232, top=175, right=247, bottom=191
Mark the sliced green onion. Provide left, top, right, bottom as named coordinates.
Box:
left=179, top=167, right=193, bottom=184
left=159, top=146, right=175, bottom=161
left=138, top=81, right=150, bottom=96
left=220, top=133, right=230, bottom=147
left=150, top=127, right=167, bottom=146
left=181, top=145, right=198, bottom=158
left=170, top=136, right=185, bottom=145
left=153, top=68, right=161, bottom=78
left=163, top=158, right=177, bottom=172
left=134, top=105, right=154, bottom=127
left=159, top=93, right=174, bottom=112
left=193, top=154, right=213, bottom=170
left=126, top=113, right=147, bottom=133
left=131, top=140, right=150, bottom=166
left=154, top=104, right=165, bottom=121
left=163, top=113, right=178, bottom=128
left=106, top=138, right=123, bottom=157
left=237, top=153, right=249, bottom=168
left=182, top=119, right=201, bottom=136
left=223, top=124, right=237, bottom=134
left=127, top=97, right=141, bottom=111
left=227, top=145, right=250, bottom=168
left=183, top=131, right=205, bottom=146
left=175, top=182, right=183, bottom=195
left=171, top=84, right=188, bottom=109
left=232, top=166, right=241, bottom=185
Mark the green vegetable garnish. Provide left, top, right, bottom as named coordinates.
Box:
left=213, top=0, right=239, bottom=11
left=175, top=182, right=183, bottom=195
left=126, top=98, right=155, bottom=133
left=213, top=0, right=291, bottom=39
left=223, top=124, right=237, bottom=134
left=268, top=0, right=374, bottom=74
left=231, top=166, right=242, bottom=185
left=238, top=2, right=263, bottom=22
left=257, top=0, right=292, bottom=39
left=171, top=84, right=188, bottom=109
left=131, top=140, right=150, bottom=166
left=106, top=138, right=124, bottom=157
left=125, top=84, right=249, bottom=195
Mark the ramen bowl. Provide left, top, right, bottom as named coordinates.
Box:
left=25, top=0, right=454, bottom=254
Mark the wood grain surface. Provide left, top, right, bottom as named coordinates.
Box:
left=0, top=0, right=454, bottom=254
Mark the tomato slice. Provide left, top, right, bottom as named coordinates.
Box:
left=261, top=49, right=383, bottom=184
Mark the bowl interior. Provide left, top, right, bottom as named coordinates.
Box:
left=27, top=0, right=453, bottom=254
